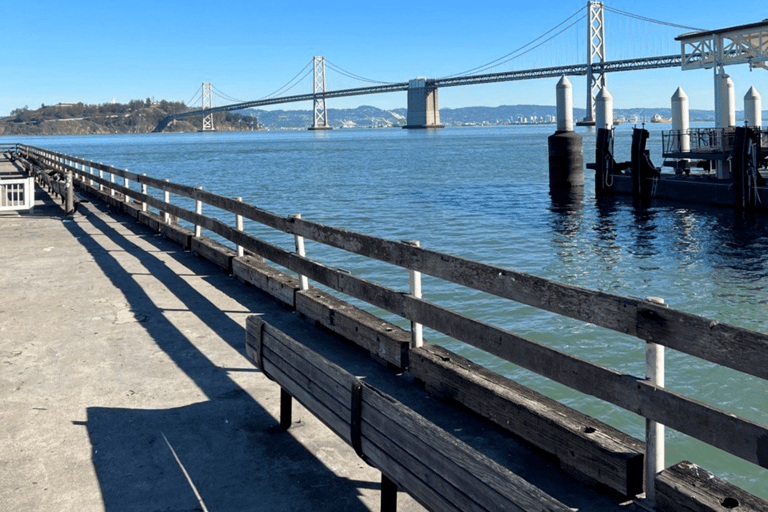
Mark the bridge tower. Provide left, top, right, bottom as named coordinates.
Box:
left=581, top=1, right=606, bottom=126
left=309, top=56, right=332, bottom=130
left=201, top=82, right=215, bottom=132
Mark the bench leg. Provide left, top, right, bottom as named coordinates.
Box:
left=280, top=388, right=293, bottom=430
left=381, top=474, right=397, bottom=512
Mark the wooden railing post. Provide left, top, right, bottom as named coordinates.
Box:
left=124, top=174, right=131, bottom=203
left=645, top=296, right=667, bottom=507
left=110, top=170, right=115, bottom=196
left=404, top=240, right=423, bottom=348
left=236, top=197, right=245, bottom=258
left=291, top=214, right=309, bottom=291
left=194, top=186, right=203, bottom=237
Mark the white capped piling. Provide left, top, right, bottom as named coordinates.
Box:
left=718, top=74, right=736, bottom=128
left=556, top=76, right=574, bottom=132
left=671, top=87, right=691, bottom=160
left=549, top=76, right=584, bottom=200
left=745, top=86, right=762, bottom=128
left=595, top=87, right=613, bottom=130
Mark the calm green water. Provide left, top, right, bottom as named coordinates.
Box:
left=6, top=125, right=767, bottom=497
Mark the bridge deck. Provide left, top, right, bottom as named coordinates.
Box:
left=0, top=175, right=632, bottom=511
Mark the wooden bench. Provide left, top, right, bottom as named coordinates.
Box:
left=231, top=254, right=645, bottom=497
left=245, top=315, right=574, bottom=512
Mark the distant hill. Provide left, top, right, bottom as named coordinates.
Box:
left=239, top=104, right=721, bottom=129
left=0, top=100, right=263, bottom=135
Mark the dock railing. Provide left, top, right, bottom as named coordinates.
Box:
left=16, top=144, right=768, bottom=507
left=661, top=127, right=767, bottom=160
left=1, top=143, right=34, bottom=212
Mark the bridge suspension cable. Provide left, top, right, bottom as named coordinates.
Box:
left=211, top=84, right=246, bottom=104
left=602, top=6, right=705, bottom=32
left=185, top=84, right=202, bottom=107
left=259, top=60, right=314, bottom=100
left=324, top=60, right=395, bottom=85
left=440, top=6, right=586, bottom=78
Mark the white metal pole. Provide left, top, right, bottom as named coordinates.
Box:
left=291, top=214, right=309, bottom=291
left=236, top=197, right=244, bottom=258
left=645, top=296, right=666, bottom=506
left=405, top=240, right=423, bottom=348
left=141, top=174, right=148, bottom=212
left=163, top=179, right=170, bottom=224
left=195, top=186, right=203, bottom=237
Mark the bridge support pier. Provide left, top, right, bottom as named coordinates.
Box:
left=403, top=78, right=444, bottom=129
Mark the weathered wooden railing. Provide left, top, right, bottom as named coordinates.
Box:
left=16, top=143, right=768, bottom=510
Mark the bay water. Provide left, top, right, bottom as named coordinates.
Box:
left=6, top=124, right=767, bottom=498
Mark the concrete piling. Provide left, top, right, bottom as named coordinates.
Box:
left=744, top=86, right=762, bottom=128
left=671, top=87, right=690, bottom=172
left=548, top=76, right=584, bottom=202
left=595, top=87, right=613, bottom=130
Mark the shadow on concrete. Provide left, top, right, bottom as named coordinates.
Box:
left=58, top=199, right=376, bottom=512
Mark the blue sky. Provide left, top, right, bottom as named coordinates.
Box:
left=1, top=1, right=766, bottom=116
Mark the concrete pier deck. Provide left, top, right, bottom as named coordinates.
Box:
left=0, top=186, right=431, bottom=511
left=1, top=170, right=638, bottom=511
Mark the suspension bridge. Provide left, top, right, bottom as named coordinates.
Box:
left=158, top=2, right=763, bottom=131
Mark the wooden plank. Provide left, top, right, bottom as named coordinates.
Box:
left=233, top=256, right=299, bottom=308
left=636, top=302, right=768, bottom=380
left=119, top=199, right=143, bottom=220
left=190, top=236, right=235, bottom=273
left=137, top=210, right=162, bottom=232
left=408, top=343, right=645, bottom=497
left=295, top=288, right=409, bottom=369
left=360, top=435, right=485, bottom=512
left=260, top=356, right=351, bottom=442
left=159, top=222, right=193, bottom=250
left=655, top=461, right=768, bottom=512
left=263, top=323, right=361, bottom=393
left=262, top=339, right=350, bottom=419
left=362, top=386, right=572, bottom=512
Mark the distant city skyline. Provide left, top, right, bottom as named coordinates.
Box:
left=1, top=1, right=766, bottom=117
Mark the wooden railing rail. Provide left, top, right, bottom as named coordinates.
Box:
left=17, top=144, right=768, bottom=476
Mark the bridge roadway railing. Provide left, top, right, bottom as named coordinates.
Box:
left=15, top=143, right=768, bottom=509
